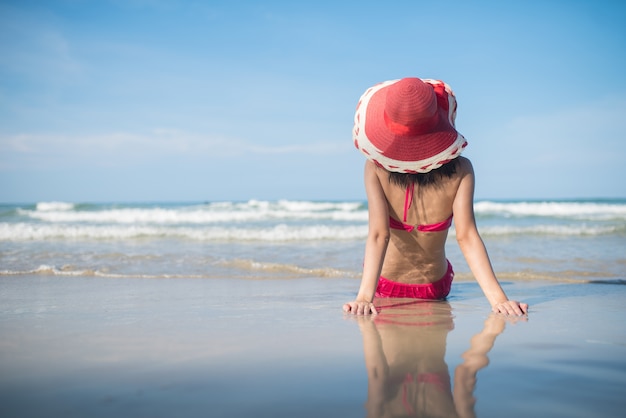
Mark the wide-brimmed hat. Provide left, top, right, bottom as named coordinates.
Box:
left=353, top=77, right=467, bottom=173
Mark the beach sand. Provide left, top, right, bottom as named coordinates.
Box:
left=1, top=275, right=625, bottom=418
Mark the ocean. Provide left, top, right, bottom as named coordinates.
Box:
left=1, top=199, right=625, bottom=284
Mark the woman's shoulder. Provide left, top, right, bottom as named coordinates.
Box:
left=456, top=156, right=474, bottom=175
left=365, top=160, right=391, bottom=181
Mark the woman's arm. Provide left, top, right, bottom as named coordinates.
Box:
left=452, top=160, right=528, bottom=315
left=358, top=319, right=390, bottom=417
left=453, top=314, right=511, bottom=418
left=343, top=161, right=390, bottom=315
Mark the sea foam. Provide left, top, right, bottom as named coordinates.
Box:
left=474, top=200, right=626, bottom=220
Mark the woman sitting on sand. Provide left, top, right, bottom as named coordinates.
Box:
left=343, top=77, right=528, bottom=316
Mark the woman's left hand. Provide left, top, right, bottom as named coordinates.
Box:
left=343, top=300, right=378, bottom=315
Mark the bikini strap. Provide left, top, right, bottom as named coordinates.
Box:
left=403, top=184, right=414, bottom=223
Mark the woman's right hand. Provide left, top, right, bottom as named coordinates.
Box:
left=343, top=300, right=378, bottom=315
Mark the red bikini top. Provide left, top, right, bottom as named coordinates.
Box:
left=389, top=185, right=453, bottom=233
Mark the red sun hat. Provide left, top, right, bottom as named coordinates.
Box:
left=353, top=77, right=467, bottom=173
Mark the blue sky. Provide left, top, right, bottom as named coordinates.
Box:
left=1, top=0, right=625, bottom=203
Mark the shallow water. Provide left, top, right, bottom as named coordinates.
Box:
left=0, top=276, right=625, bottom=418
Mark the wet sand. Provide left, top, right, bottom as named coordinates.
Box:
left=1, top=275, right=625, bottom=417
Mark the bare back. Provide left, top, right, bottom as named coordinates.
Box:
left=373, top=157, right=471, bottom=284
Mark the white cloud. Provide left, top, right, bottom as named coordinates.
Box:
left=0, top=129, right=346, bottom=170
left=504, top=96, right=626, bottom=165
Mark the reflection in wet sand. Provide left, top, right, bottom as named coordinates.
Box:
left=354, top=299, right=520, bottom=418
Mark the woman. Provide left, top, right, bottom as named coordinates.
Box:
left=343, top=77, right=528, bottom=316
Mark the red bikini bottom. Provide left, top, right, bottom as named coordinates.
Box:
left=375, top=260, right=454, bottom=299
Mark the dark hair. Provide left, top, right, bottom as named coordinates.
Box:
left=388, top=158, right=460, bottom=188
